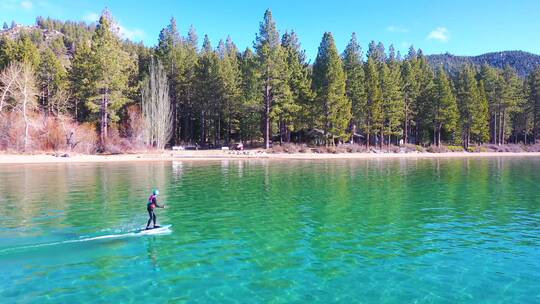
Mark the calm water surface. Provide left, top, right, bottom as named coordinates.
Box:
left=0, top=158, right=539, bottom=303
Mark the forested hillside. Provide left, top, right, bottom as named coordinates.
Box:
left=1, top=9, right=540, bottom=154
left=427, top=51, right=540, bottom=77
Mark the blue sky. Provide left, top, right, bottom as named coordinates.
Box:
left=1, top=0, right=539, bottom=61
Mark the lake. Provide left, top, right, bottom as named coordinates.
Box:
left=1, top=158, right=539, bottom=303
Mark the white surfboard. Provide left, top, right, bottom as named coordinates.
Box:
left=136, top=224, right=172, bottom=235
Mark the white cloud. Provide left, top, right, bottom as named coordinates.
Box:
left=117, top=24, right=145, bottom=41
left=82, top=11, right=145, bottom=41
left=83, top=12, right=99, bottom=23
left=387, top=25, right=408, bottom=33
left=20, top=1, right=32, bottom=10
left=428, top=27, right=450, bottom=42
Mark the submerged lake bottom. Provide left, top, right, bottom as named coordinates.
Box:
left=0, top=158, right=539, bottom=303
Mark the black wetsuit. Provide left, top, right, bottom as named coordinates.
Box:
left=146, top=194, right=159, bottom=228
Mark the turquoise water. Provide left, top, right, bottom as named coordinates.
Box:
left=1, top=158, right=539, bottom=303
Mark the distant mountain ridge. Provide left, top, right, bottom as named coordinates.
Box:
left=426, top=51, right=540, bottom=77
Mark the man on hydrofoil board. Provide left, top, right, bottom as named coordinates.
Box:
left=146, top=189, right=165, bottom=230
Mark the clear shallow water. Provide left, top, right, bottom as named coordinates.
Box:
left=0, top=158, right=539, bottom=303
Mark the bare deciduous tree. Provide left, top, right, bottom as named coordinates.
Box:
left=12, top=63, right=38, bottom=152
left=0, top=63, right=22, bottom=112
left=141, top=58, right=172, bottom=149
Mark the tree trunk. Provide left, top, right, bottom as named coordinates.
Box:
left=437, top=125, right=440, bottom=147
left=201, top=110, right=205, bottom=144
left=22, top=80, right=29, bottom=152
left=366, top=122, right=370, bottom=148
left=0, top=78, right=14, bottom=112
left=227, top=116, right=231, bottom=145
left=172, top=97, right=177, bottom=145
left=404, top=103, right=409, bottom=144
left=279, top=117, right=283, bottom=145
left=217, top=112, right=221, bottom=145
left=433, top=124, right=437, bottom=146
left=491, top=114, right=497, bottom=145
left=99, top=91, right=108, bottom=150
left=264, top=64, right=271, bottom=149
left=534, top=99, right=539, bottom=144
left=501, top=110, right=506, bottom=145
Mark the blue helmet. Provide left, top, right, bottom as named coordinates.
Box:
left=153, top=189, right=160, bottom=196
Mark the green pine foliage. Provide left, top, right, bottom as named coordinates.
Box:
left=195, top=35, right=222, bottom=144
left=381, top=50, right=404, bottom=145
left=254, top=9, right=288, bottom=148
left=343, top=33, right=366, bottom=137
left=431, top=66, right=459, bottom=146
left=457, top=65, right=489, bottom=148
left=280, top=31, right=310, bottom=140
left=37, top=48, right=67, bottom=113
left=15, top=36, right=41, bottom=68
left=219, top=36, right=243, bottom=143
left=312, top=32, right=351, bottom=145
left=529, top=67, right=540, bottom=142
left=238, top=48, right=263, bottom=142
left=0, top=9, right=538, bottom=151
left=85, top=12, right=134, bottom=122
left=0, top=37, right=17, bottom=69
left=364, top=55, right=383, bottom=147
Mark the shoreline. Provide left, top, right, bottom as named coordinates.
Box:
left=1, top=151, right=540, bottom=164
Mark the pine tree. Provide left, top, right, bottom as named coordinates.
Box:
left=431, top=66, right=458, bottom=146
left=457, top=65, right=475, bottom=148
left=174, top=25, right=199, bottom=143
left=15, top=36, right=40, bottom=68
left=364, top=55, right=383, bottom=147
left=238, top=47, right=262, bottom=143
left=528, top=67, right=540, bottom=143
left=312, top=32, right=351, bottom=145
left=498, top=65, right=523, bottom=144
left=457, top=65, right=488, bottom=148
left=0, top=36, right=17, bottom=69
left=479, top=65, right=502, bottom=144
left=156, top=17, right=181, bottom=61
left=401, top=47, right=420, bottom=144
left=342, top=33, right=366, bottom=142
left=509, top=79, right=528, bottom=144
left=69, top=41, right=93, bottom=121
left=2, top=22, right=8, bottom=30
left=87, top=10, right=135, bottom=149
left=380, top=52, right=404, bottom=146
left=472, top=81, right=490, bottom=144
left=366, top=40, right=386, bottom=63
left=254, top=9, right=286, bottom=149
left=219, top=36, right=242, bottom=143
left=279, top=30, right=310, bottom=142
left=186, top=25, right=198, bottom=51
left=37, top=48, right=67, bottom=115
left=414, top=52, right=435, bottom=145
left=195, top=35, right=222, bottom=144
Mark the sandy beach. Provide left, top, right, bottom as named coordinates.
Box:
left=1, top=150, right=540, bottom=164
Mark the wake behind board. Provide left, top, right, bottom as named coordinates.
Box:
left=0, top=225, right=174, bottom=254
left=136, top=224, right=172, bottom=235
